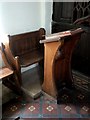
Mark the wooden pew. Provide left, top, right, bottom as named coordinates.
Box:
left=40, top=28, right=84, bottom=102
left=8, top=28, right=45, bottom=68
left=1, top=28, right=46, bottom=98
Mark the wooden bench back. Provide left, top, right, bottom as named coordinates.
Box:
left=8, top=28, right=45, bottom=57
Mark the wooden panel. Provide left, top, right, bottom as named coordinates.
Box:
left=42, top=41, right=62, bottom=98
left=8, top=28, right=45, bottom=68
left=9, top=31, right=41, bottom=56
left=42, top=28, right=84, bottom=98
left=0, top=67, right=13, bottom=79
left=52, top=2, right=73, bottom=23
left=19, top=49, right=43, bottom=67
left=52, top=2, right=90, bottom=93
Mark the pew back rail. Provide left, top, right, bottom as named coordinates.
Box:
left=8, top=28, right=45, bottom=67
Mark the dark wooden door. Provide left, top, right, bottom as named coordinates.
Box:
left=52, top=2, right=90, bottom=77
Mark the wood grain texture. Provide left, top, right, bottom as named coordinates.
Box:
left=0, top=67, right=13, bottom=79
left=8, top=28, right=45, bottom=67
left=42, top=41, right=63, bottom=98
left=1, top=28, right=46, bottom=97
left=42, top=28, right=84, bottom=99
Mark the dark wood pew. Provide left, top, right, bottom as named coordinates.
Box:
left=1, top=28, right=46, bottom=98
left=8, top=28, right=45, bottom=67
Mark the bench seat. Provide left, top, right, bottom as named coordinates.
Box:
left=19, top=49, right=43, bottom=67
left=1, top=28, right=46, bottom=98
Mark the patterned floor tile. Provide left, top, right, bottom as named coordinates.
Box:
left=79, top=104, right=90, bottom=116
left=2, top=102, right=22, bottom=118
left=21, top=103, right=40, bottom=118
left=2, top=92, right=90, bottom=119
left=42, top=103, right=58, bottom=117
left=60, top=104, right=77, bottom=116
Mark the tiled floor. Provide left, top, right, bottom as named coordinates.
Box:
left=2, top=89, right=90, bottom=120
left=2, top=66, right=90, bottom=120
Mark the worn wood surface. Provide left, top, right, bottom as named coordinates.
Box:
left=0, top=67, right=13, bottom=80
left=42, top=28, right=84, bottom=99
left=9, top=28, right=45, bottom=67
left=1, top=28, right=45, bottom=98
left=42, top=41, right=63, bottom=98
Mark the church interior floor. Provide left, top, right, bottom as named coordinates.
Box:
left=2, top=65, right=90, bottom=120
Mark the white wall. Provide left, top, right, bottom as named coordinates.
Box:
left=0, top=2, right=42, bottom=35
left=0, top=2, right=53, bottom=68
left=45, top=2, right=53, bottom=34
